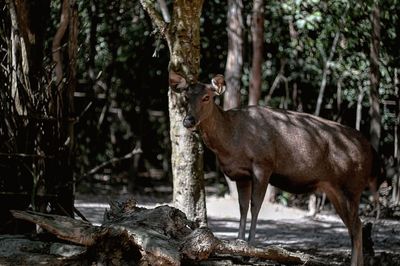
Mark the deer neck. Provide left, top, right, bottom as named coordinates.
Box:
left=198, top=104, right=231, bottom=155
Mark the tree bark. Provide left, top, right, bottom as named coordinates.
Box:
left=140, top=0, right=207, bottom=225
left=369, top=2, right=381, bottom=152
left=248, top=0, right=264, bottom=106
left=222, top=0, right=244, bottom=198
left=168, top=0, right=206, bottom=226
left=224, top=0, right=243, bottom=110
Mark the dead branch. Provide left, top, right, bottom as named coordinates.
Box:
left=11, top=210, right=97, bottom=245
left=82, top=147, right=142, bottom=179
left=11, top=199, right=329, bottom=265
left=140, top=0, right=170, bottom=42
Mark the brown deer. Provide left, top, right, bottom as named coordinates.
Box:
left=169, top=72, right=383, bottom=266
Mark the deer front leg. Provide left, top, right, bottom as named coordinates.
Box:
left=249, top=167, right=271, bottom=243
left=236, top=179, right=251, bottom=240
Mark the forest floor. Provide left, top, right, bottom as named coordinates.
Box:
left=73, top=187, right=400, bottom=265
left=1, top=181, right=399, bottom=265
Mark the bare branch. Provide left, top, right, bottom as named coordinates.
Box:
left=80, top=147, right=142, bottom=180
left=140, top=0, right=170, bottom=41
left=215, top=239, right=327, bottom=265
left=158, top=0, right=170, bottom=23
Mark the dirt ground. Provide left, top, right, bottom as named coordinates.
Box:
left=74, top=192, right=400, bottom=265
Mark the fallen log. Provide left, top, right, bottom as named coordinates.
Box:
left=11, top=199, right=327, bottom=265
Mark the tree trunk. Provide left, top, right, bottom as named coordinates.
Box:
left=265, top=58, right=285, bottom=105
left=224, top=0, right=243, bottom=110
left=369, top=2, right=381, bottom=152
left=314, top=31, right=340, bottom=116
left=248, top=0, right=264, bottom=106
left=48, top=0, right=78, bottom=217
left=223, top=0, right=244, bottom=198
left=52, top=0, right=69, bottom=88
left=87, top=0, right=98, bottom=81
left=61, top=0, right=78, bottom=216
left=169, top=1, right=206, bottom=226
left=356, top=87, right=366, bottom=130
left=140, top=0, right=207, bottom=225
left=310, top=31, right=340, bottom=216
left=394, top=68, right=400, bottom=205
left=8, top=0, right=26, bottom=116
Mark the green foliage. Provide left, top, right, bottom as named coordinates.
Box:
left=42, top=0, right=400, bottom=186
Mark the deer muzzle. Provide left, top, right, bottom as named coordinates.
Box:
left=183, top=115, right=197, bottom=129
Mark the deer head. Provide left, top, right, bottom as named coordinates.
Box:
left=169, top=71, right=226, bottom=129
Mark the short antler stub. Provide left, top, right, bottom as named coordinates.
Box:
left=211, top=75, right=226, bottom=95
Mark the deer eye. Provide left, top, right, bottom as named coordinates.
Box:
left=202, top=95, right=210, bottom=102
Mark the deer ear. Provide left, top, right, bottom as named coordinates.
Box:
left=211, top=74, right=226, bottom=95
left=169, top=71, right=188, bottom=92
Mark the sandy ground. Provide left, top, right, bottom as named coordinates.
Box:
left=75, top=192, right=400, bottom=264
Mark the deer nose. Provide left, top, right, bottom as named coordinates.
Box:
left=183, top=115, right=196, bottom=128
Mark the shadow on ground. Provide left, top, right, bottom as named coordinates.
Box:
left=208, top=216, right=400, bottom=265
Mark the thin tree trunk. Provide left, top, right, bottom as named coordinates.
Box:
left=394, top=68, right=400, bottom=205
left=369, top=2, right=381, bottom=152
left=222, top=0, right=244, bottom=198
left=355, top=87, right=366, bottom=130
left=280, top=76, right=289, bottom=109
left=224, top=0, right=243, bottom=110
left=140, top=0, right=207, bottom=225
left=288, top=18, right=302, bottom=112
left=63, top=0, right=78, bottom=216
left=314, top=31, right=340, bottom=116
left=87, top=0, right=98, bottom=82
left=265, top=59, right=285, bottom=105
left=309, top=31, right=340, bottom=216
left=336, top=75, right=344, bottom=120
left=51, top=0, right=69, bottom=125
left=248, top=0, right=264, bottom=106
left=8, top=0, right=25, bottom=115
left=52, top=0, right=69, bottom=88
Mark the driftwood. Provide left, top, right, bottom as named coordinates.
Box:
left=11, top=199, right=326, bottom=265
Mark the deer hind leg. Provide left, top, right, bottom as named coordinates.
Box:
left=248, top=167, right=271, bottom=243
left=323, top=185, right=363, bottom=266
left=236, top=179, right=251, bottom=240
